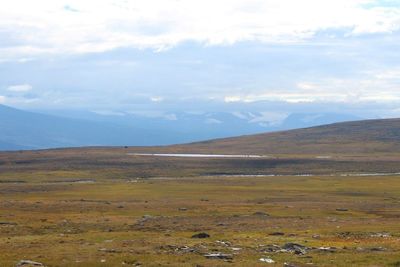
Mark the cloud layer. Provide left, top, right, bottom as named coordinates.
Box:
left=1, top=0, right=399, bottom=59
left=7, top=84, right=32, bottom=92
left=0, top=0, right=400, bottom=117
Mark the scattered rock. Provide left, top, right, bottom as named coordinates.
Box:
left=178, top=208, right=188, bottom=211
left=98, top=248, right=121, bottom=253
left=192, top=232, right=210, bottom=239
left=216, top=240, right=231, bottom=247
left=259, top=258, right=275, bottom=263
left=137, top=214, right=154, bottom=225
left=336, top=208, right=349, bottom=212
left=284, top=263, right=302, bottom=267
left=312, top=234, right=320, bottom=239
left=370, top=232, right=391, bottom=238
left=159, top=245, right=197, bottom=254
left=0, top=222, right=17, bottom=226
left=260, top=244, right=281, bottom=253
left=269, top=232, right=284, bottom=236
left=16, top=260, right=44, bottom=267
left=336, top=231, right=352, bottom=238
left=282, top=243, right=308, bottom=255
left=253, top=211, right=270, bottom=217
left=369, top=247, right=387, bottom=252
left=122, top=260, right=142, bottom=266
left=204, top=253, right=233, bottom=260
left=317, top=247, right=337, bottom=253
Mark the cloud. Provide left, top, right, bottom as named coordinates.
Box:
left=205, top=118, right=222, bottom=124
left=164, top=114, right=177, bottom=121
left=91, top=110, right=126, bottom=116
left=248, top=112, right=289, bottom=126
left=222, top=68, right=400, bottom=104
left=63, top=5, right=79, bottom=13
left=150, top=96, right=163, bottom=102
left=0, top=95, right=5, bottom=103
left=0, top=0, right=399, bottom=59
left=7, top=84, right=33, bottom=92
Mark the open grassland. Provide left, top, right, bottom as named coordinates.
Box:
left=2, top=148, right=400, bottom=180
left=1, top=172, right=400, bottom=266
left=2, top=118, right=400, bottom=266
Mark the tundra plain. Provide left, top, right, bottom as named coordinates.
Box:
left=2, top=119, right=400, bottom=266
left=0, top=147, right=400, bottom=266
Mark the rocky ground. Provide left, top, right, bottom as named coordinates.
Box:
left=0, top=175, right=399, bottom=266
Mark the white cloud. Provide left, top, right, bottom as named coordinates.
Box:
left=7, top=84, right=33, bottom=92
left=91, top=110, right=126, bottom=116
left=164, top=113, right=177, bottom=121
left=224, top=96, right=242, bottom=103
left=232, top=111, right=249, bottom=120
left=297, top=82, right=318, bottom=90
left=0, top=95, right=5, bottom=103
left=0, top=0, right=399, bottom=59
left=248, top=112, right=288, bottom=126
left=222, top=68, right=400, bottom=104
left=127, top=110, right=177, bottom=120
left=205, top=118, right=222, bottom=124
left=150, top=96, right=164, bottom=102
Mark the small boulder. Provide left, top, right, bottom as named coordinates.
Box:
left=253, top=211, right=270, bottom=217
left=317, top=246, right=337, bottom=252
left=204, top=253, right=233, bottom=260
left=282, top=243, right=308, bottom=255
left=16, top=260, right=44, bottom=267
left=259, top=258, right=275, bottom=263
left=369, top=247, right=387, bottom=252
left=269, top=232, right=284, bottom=236
left=336, top=208, right=349, bottom=212
left=191, top=232, right=210, bottom=239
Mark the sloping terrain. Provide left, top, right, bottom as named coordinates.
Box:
left=1, top=118, right=400, bottom=178
left=168, top=118, right=400, bottom=155
left=1, top=118, right=400, bottom=266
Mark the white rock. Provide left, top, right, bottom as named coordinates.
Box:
left=16, top=260, right=44, bottom=267
left=260, top=258, right=275, bottom=263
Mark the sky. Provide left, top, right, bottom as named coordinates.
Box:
left=1, top=0, right=400, bottom=119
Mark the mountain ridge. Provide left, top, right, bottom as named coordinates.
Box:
left=0, top=104, right=363, bottom=151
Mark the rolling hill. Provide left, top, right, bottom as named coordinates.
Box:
left=1, top=117, right=400, bottom=178
left=162, top=118, right=400, bottom=155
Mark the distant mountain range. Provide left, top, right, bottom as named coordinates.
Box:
left=0, top=104, right=362, bottom=150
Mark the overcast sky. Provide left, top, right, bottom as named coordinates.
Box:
left=0, top=0, right=400, bottom=118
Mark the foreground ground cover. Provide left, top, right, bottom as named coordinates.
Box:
left=0, top=174, right=399, bottom=266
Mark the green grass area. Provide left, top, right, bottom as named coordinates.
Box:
left=1, top=174, right=400, bottom=266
